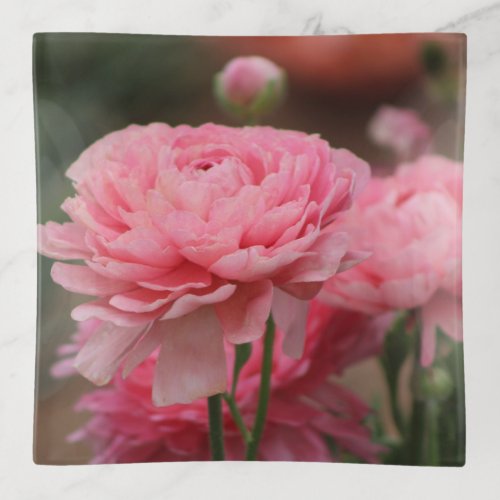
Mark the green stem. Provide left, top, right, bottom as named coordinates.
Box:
left=408, top=309, right=424, bottom=465
left=245, top=315, right=275, bottom=460
left=389, top=386, right=405, bottom=437
left=407, top=308, right=441, bottom=466
left=379, top=311, right=410, bottom=438
left=223, top=392, right=252, bottom=444
left=408, top=397, right=426, bottom=465
left=426, top=400, right=440, bottom=466
left=207, top=393, right=225, bottom=461
left=231, top=343, right=252, bottom=397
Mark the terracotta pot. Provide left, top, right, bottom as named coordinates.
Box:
left=212, top=35, right=447, bottom=100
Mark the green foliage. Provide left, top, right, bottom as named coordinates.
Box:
left=421, top=42, right=448, bottom=77
left=434, top=329, right=466, bottom=466
left=380, top=312, right=413, bottom=435
left=379, top=312, right=465, bottom=466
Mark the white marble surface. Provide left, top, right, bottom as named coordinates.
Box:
left=1, top=0, right=500, bottom=498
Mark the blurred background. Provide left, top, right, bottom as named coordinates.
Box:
left=34, top=33, right=466, bottom=464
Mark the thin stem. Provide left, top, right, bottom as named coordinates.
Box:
left=407, top=308, right=441, bottom=466
left=389, top=385, right=406, bottom=437
left=207, top=393, right=225, bottom=461
left=425, top=400, right=440, bottom=466
left=379, top=311, right=410, bottom=438
left=408, top=309, right=424, bottom=465
left=408, top=397, right=426, bottom=465
left=223, top=392, right=252, bottom=444
left=245, top=315, right=275, bottom=461
left=231, top=343, right=252, bottom=397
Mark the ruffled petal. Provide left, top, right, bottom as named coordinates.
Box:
left=38, top=222, right=92, bottom=260
left=51, top=262, right=134, bottom=296
left=160, top=283, right=236, bottom=320
left=331, top=148, right=371, bottom=198
left=209, top=246, right=304, bottom=282
left=277, top=232, right=350, bottom=284
left=215, top=280, right=273, bottom=343
left=109, top=288, right=172, bottom=313
left=71, top=300, right=159, bottom=326
left=138, top=261, right=212, bottom=291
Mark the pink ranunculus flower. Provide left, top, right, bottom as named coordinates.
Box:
left=320, top=155, right=462, bottom=366
left=39, top=123, right=369, bottom=405
left=55, top=301, right=389, bottom=463
left=368, top=105, right=432, bottom=162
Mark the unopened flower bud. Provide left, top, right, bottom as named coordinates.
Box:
left=415, top=366, right=454, bottom=401
left=214, top=56, right=286, bottom=122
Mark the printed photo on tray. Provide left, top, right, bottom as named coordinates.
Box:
left=34, top=33, right=466, bottom=465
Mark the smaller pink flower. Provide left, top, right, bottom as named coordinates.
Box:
left=368, top=105, right=432, bottom=161
left=215, top=56, right=286, bottom=118
left=321, top=155, right=462, bottom=366
left=55, top=301, right=390, bottom=463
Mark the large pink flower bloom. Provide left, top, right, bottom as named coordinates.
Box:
left=320, top=155, right=462, bottom=366
left=55, top=301, right=389, bottom=463
left=39, top=123, right=369, bottom=405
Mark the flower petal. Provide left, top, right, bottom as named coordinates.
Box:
left=74, top=321, right=146, bottom=385
left=272, top=288, right=309, bottom=359
left=379, top=272, right=440, bottom=309
left=331, top=148, right=371, bottom=198
left=277, top=232, right=349, bottom=285
left=122, top=321, right=163, bottom=378
left=109, top=288, right=172, bottom=313
left=311, top=413, right=384, bottom=463
left=72, top=300, right=159, bottom=326
left=421, top=290, right=463, bottom=367
left=260, top=426, right=330, bottom=462
left=138, top=261, right=212, bottom=291
left=38, top=222, right=91, bottom=260
left=153, top=307, right=227, bottom=406
left=160, top=283, right=236, bottom=320
left=215, top=280, right=273, bottom=344
left=279, top=282, right=322, bottom=300
left=51, top=262, right=134, bottom=296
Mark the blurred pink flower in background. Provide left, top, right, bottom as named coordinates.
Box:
left=320, top=155, right=462, bottom=366
left=216, top=56, right=285, bottom=108
left=368, top=105, right=432, bottom=161
left=54, top=301, right=389, bottom=463
left=39, top=123, right=369, bottom=405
